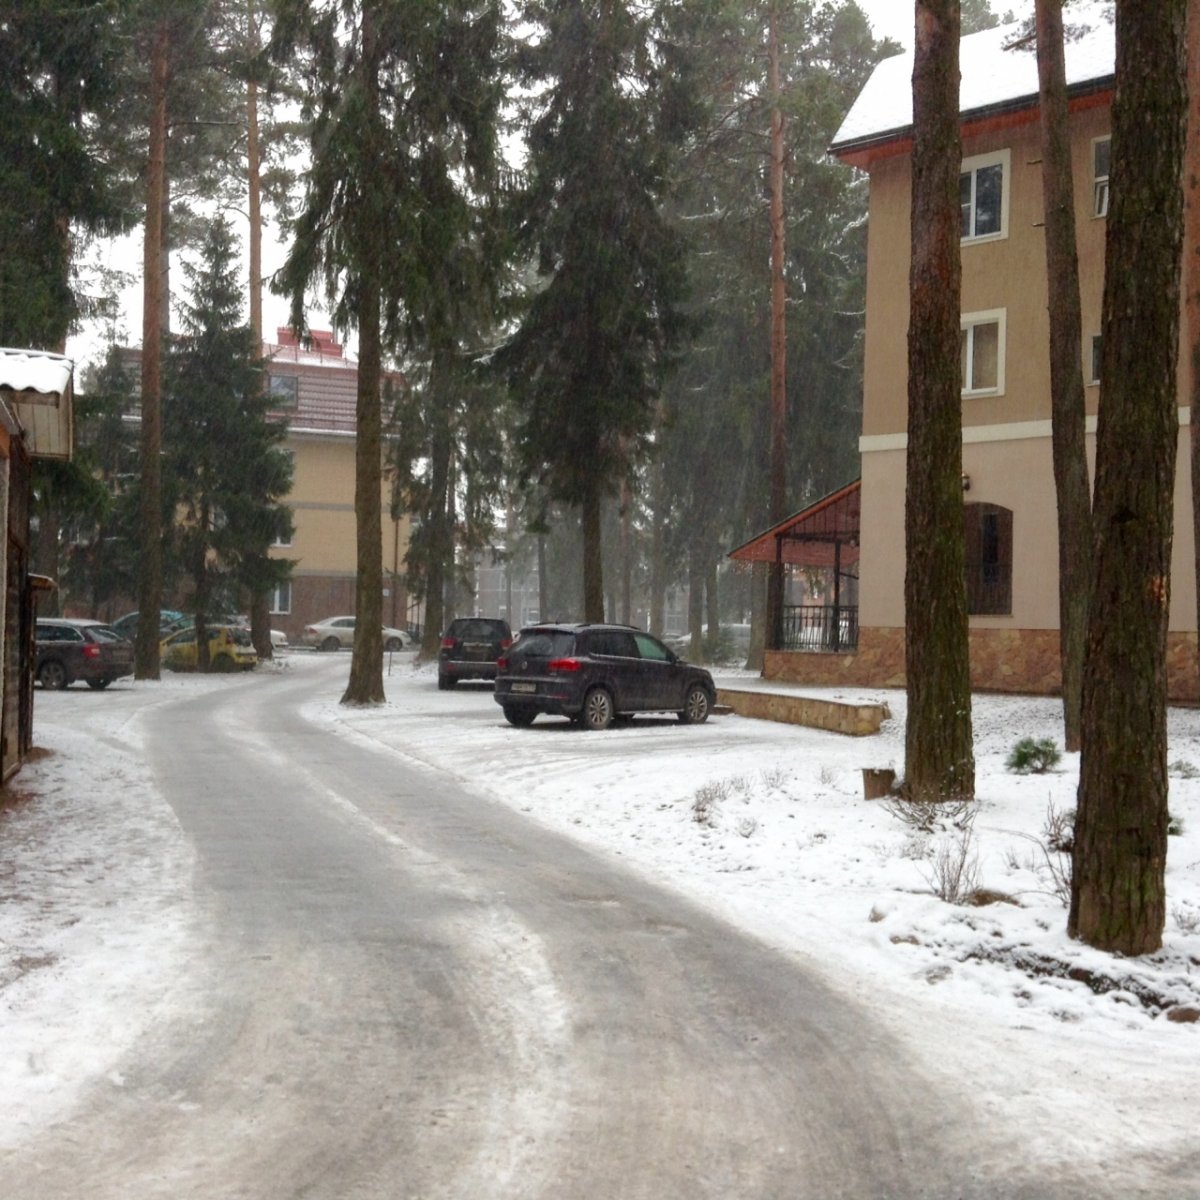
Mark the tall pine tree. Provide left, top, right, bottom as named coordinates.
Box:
left=273, top=0, right=503, bottom=701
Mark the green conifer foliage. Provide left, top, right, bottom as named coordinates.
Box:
left=164, top=218, right=293, bottom=667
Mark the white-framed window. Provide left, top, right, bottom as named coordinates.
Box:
left=267, top=373, right=299, bottom=407
left=1092, top=136, right=1110, bottom=218
left=1089, top=333, right=1102, bottom=385
left=960, top=309, right=1006, bottom=396
left=960, top=149, right=1010, bottom=243
left=270, top=581, right=292, bottom=615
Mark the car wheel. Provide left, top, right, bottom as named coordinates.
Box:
left=321, top=636, right=340, bottom=653
left=581, top=687, right=614, bottom=731
left=38, top=660, right=68, bottom=690
left=679, top=684, right=712, bottom=725
left=86, top=676, right=112, bottom=690
left=437, top=673, right=456, bottom=690
left=503, top=705, right=537, bottom=727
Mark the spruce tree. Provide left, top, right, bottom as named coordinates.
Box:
left=499, top=0, right=702, bottom=621
left=164, top=218, right=292, bottom=668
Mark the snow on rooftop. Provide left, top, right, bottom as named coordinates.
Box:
left=0, top=348, right=73, bottom=398
left=832, top=14, right=1115, bottom=153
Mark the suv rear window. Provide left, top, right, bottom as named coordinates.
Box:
left=513, top=630, right=576, bottom=658
left=449, top=618, right=509, bottom=640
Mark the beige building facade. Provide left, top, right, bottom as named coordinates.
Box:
left=767, top=21, right=1200, bottom=699
left=264, top=329, right=411, bottom=640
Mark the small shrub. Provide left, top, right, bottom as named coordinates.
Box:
left=691, top=779, right=730, bottom=825
left=1006, top=736, right=1061, bottom=775
left=736, top=816, right=758, bottom=838
left=1169, top=812, right=1185, bottom=837
left=818, top=765, right=837, bottom=788
left=760, top=766, right=787, bottom=790
left=1174, top=904, right=1200, bottom=935
left=1043, top=802, right=1075, bottom=854
left=1170, top=759, right=1200, bottom=780
left=883, top=794, right=975, bottom=834
left=922, top=825, right=981, bottom=905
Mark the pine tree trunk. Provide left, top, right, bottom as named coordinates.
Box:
left=421, top=402, right=453, bottom=656
left=247, top=0, right=263, bottom=349
left=341, top=5, right=385, bottom=705
left=688, top=541, right=704, bottom=662
left=537, top=531, right=548, bottom=622
left=620, top=475, right=632, bottom=624
left=581, top=485, right=604, bottom=622
left=765, top=0, right=787, bottom=654
left=246, top=4, right=271, bottom=662
left=135, top=20, right=169, bottom=682
left=1186, top=4, right=1200, bottom=700
left=706, top=556, right=719, bottom=656
left=649, top=466, right=665, bottom=636
left=904, top=0, right=974, bottom=802
left=1036, top=0, right=1092, bottom=754
left=1070, top=0, right=1187, bottom=955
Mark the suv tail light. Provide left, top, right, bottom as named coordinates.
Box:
left=83, top=644, right=101, bottom=660
left=496, top=655, right=509, bottom=670
left=548, top=657, right=582, bottom=673
left=500, top=636, right=512, bottom=649
left=441, top=636, right=456, bottom=649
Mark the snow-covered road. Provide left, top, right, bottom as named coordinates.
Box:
left=3, top=652, right=1200, bottom=1196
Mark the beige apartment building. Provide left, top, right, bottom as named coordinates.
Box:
left=756, top=20, right=1199, bottom=699
left=263, top=328, right=411, bottom=640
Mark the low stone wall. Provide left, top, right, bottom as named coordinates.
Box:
left=716, top=687, right=890, bottom=736
left=765, top=626, right=1200, bottom=703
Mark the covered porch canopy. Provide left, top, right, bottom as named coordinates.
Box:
left=729, top=479, right=861, bottom=652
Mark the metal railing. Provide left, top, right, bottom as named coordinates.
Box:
left=780, top=605, right=858, bottom=653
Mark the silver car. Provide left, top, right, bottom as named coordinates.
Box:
left=300, top=615, right=413, bottom=652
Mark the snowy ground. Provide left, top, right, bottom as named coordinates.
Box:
left=4, top=652, right=1200, bottom=1178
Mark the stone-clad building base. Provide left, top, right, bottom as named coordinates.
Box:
left=765, top=627, right=1200, bottom=704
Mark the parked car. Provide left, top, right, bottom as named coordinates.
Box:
left=160, top=624, right=257, bottom=672
left=299, top=616, right=413, bottom=652
left=111, top=609, right=188, bottom=640
left=493, top=622, right=715, bottom=730
left=438, top=617, right=512, bottom=689
left=35, top=619, right=134, bottom=690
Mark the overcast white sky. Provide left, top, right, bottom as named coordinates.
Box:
left=850, top=0, right=1035, bottom=51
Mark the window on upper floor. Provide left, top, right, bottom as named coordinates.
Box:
left=964, top=502, right=1013, bottom=616
left=960, top=150, right=1009, bottom=242
left=960, top=309, right=1006, bottom=396
left=1093, top=136, right=1111, bottom=218
left=267, top=373, right=299, bottom=407
left=1089, top=333, right=1102, bottom=385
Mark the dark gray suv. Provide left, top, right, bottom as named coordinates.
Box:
left=438, top=617, right=512, bottom=689
left=493, top=622, right=715, bottom=730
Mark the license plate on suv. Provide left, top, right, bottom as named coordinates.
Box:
left=511, top=682, right=536, bottom=694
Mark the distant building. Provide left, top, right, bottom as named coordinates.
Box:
left=262, top=328, right=412, bottom=638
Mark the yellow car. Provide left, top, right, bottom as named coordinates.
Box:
left=160, top=624, right=258, bottom=672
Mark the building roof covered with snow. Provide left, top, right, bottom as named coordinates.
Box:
left=831, top=16, right=1115, bottom=166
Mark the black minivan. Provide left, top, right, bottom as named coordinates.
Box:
left=493, top=622, right=715, bottom=730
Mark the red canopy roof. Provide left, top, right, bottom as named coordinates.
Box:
left=728, top=479, right=861, bottom=569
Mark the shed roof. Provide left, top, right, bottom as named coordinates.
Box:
left=831, top=13, right=1114, bottom=161
left=0, top=347, right=74, bottom=460
left=728, top=480, right=861, bottom=569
